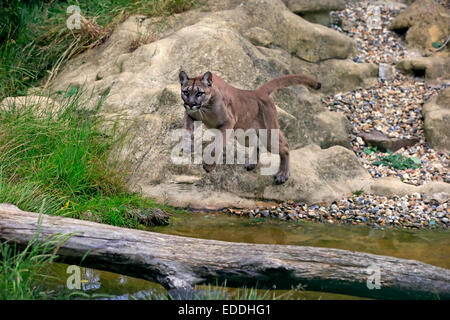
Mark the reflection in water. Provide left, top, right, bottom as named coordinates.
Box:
left=43, top=263, right=166, bottom=299
left=40, top=212, right=449, bottom=299
left=81, top=268, right=101, bottom=291
left=149, top=212, right=450, bottom=268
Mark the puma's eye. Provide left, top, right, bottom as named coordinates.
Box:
left=183, top=90, right=189, bottom=96
left=196, top=92, right=204, bottom=97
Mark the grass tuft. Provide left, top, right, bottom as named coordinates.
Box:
left=0, top=224, right=74, bottom=300
left=0, top=89, right=176, bottom=227
left=373, top=151, right=422, bottom=170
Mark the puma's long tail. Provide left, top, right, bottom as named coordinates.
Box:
left=257, top=74, right=321, bottom=95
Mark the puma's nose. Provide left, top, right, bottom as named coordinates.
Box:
left=186, top=99, right=196, bottom=107
left=185, top=103, right=199, bottom=110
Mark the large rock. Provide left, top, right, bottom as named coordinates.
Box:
left=234, top=0, right=357, bottom=62
left=290, top=58, right=379, bottom=94
left=370, top=177, right=450, bottom=196
left=358, top=130, right=419, bottom=152
left=213, top=144, right=373, bottom=205
left=282, top=0, right=346, bottom=12
left=422, top=87, right=450, bottom=153
left=282, top=0, right=347, bottom=26
left=48, top=0, right=381, bottom=208
left=389, top=0, right=450, bottom=53
left=144, top=145, right=373, bottom=209
left=396, top=52, right=450, bottom=83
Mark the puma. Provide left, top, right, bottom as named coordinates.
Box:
left=179, top=71, right=321, bottom=184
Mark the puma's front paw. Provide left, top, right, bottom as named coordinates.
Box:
left=203, top=163, right=216, bottom=172
left=274, top=170, right=289, bottom=184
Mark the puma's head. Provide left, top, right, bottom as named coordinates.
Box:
left=179, top=71, right=213, bottom=111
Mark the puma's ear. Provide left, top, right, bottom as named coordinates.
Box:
left=201, top=71, right=213, bottom=87
left=179, top=71, right=189, bottom=85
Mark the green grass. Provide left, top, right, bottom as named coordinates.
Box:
left=363, top=146, right=378, bottom=155
left=0, top=1, right=199, bottom=220
left=0, top=220, right=116, bottom=300
left=0, top=222, right=74, bottom=300
left=373, top=151, right=422, bottom=170
left=0, top=90, right=178, bottom=227
left=0, top=0, right=200, bottom=99
left=364, top=146, right=422, bottom=170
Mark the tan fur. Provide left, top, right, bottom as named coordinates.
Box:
left=179, top=71, right=321, bottom=184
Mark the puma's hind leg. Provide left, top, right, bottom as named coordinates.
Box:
left=260, top=100, right=290, bottom=184
left=274, top=131, right=289, bottom=184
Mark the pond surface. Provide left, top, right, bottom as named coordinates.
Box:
left=150, top=212, right=450, bottom=269
left=43, top=212, right=449, bottom=299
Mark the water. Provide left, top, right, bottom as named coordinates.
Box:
left=43, top=212, right=449, bottom=299
left=149, top=212, right=450, bottom=268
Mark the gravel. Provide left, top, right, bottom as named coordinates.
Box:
left=322, top=78, right=449, bottom=186
left=225, top=193, right=449, bottom=229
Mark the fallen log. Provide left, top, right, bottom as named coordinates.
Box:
left=0, top=203, right=449, bottom=299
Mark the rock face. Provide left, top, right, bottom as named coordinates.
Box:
left=389, top=0, right=450, bottom=53
left=48, top=0, right=383, bottom=208
left=0, top=95, right=60, bottom=116
left=423, top=87, right=450, bottom=153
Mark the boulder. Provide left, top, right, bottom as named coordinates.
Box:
left=47, top=0, right=382, bottom=208
left=358, top=130, right=420, bottom=152
left=282, top=0, right=346, bottom=12
left=396, top=53, right=450, bottom=83
left=422, top=87, right=450, bottom=153
left=143, top=145, right=373, bottom=209
left=389, top=0, right=450, bottom=53
left=235, top=0, right=357, bottom=62
left=282, top=0, right=347, bottom=26
left=370, top=177, right=450, bottom=196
